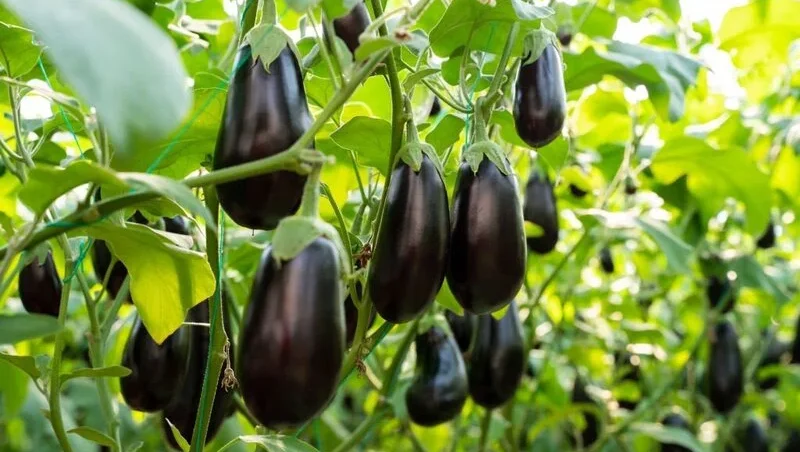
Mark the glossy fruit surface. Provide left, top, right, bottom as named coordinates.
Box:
left=121, top=316, right=191, bottom=412
left=239, top=238, right=344, bottom=429
left=445, top=310, right=474, bottom=353
left=513, top=44, right=566, bottom=148
left=468, top=302, right=525, bottom=408
left=599, top=247, right=614, bottom=274
left=213, top=45, right=311, bottom=230
left=660, top=412, right=691, bottom=452
left=332, top=2, right=370, bottom=54
left=729, top=418, right=768, bottom=452
left=369, top=156, right=449, bottom=323
left=756, top=221, right=776, bottom=249
left=523, top=170, right=559, bottom=254
left=708, top=320, right=743, bottom=413
left=18, top=251, right=62, bottom=317
left=406, top=326, right=468, bottom=426
left=707, top=275, right=735, bottom=313
left=570, top=378, right=599, bottom=447
left=447, top=159, right=526, bottom=314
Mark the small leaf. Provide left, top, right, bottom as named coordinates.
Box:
left=628, top=422, right=708, bottom=452
left=0, top=353, right=41, bottom=380
left=0, top=314, right=62, bottom=345
left=68, top=427, right=115, bottom=447
left=236, top=434, right=319, bottom=451
left=62, top=365, right=131, bottom=383
left=402, top=67, right=440, bottom=92
left=330, top=117, right=392, bottom=175
left=165, top=419, right=190, bottom=452
left=425, top=114, right=465, bottom=155
left=354, top=36, right=397, bottom=62
left=119, top=172, right=215, bottom=229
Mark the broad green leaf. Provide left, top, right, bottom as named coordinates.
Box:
left=574, top=88, right=631, bottom=148
left=330, top=116, right=391, bottom=175
left=67, top=427, right=115, bottom=447
left=0, top=314, right=62, bottom=345
left=0, top=355, right=28, bottom=417
left=119, top=173, right=214, bottom=228
left=3, top=0, right=190, bottom=160
left=0, top=352, right=40, bottom=379
left=718, top=0, right=800, bottom=68
left=628, top=422, right=707, bottom=452
left=772, top=147, right=800, bottom=207
left=650, top=137, right=771, bottom=235
left=225, top=434, right=318, bottom=452
left=62, top=365, right=131, bottom=382
left=728, top=255, right=790, bottom=304
left=322, top=0, right=360, bottom=19
left=425, top=114, right=465, bottom=155
left=79, top=222, right=216, bottom=344
left=0, top=5, right=41, bottom=77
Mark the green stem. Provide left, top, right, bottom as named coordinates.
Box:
left=381, top=316, right=420, bottom=397
left=48, top=256, right=75, bottom=452
left=100, top=277, right=130, bottom=338
left=478, top=409, right=492, bottom=452
left=308, top=11, right=342, bottom=90
left=232, top=394, right=259, bottom=428
left=299, top=163, right=323, bottom=218
left=486, top=22, right=519, bottom=102
left=331, top=405, right=390, bottom=452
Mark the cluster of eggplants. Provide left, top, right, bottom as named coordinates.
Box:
left=369, top=154, right=450, bottom=323
left=707, top=274, right=735, bottom=313
left=660, top=412, right=691, bottom=452
left=707, top=319, right=743, bottom=413
left=406, top=326, right=468, bottom=426
left=213, top=44, right=311, bottom=230
left=18, top=250, right=62, bottom=317
left=513, top=41, right=566, bottom=148
left=239, top=237, right=344, bottom=429
left=523, top=169, right=559, bottom=254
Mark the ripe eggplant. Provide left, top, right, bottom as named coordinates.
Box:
left=756, top=221, right=776, bottom=249
left=162, top=300, right=234, bottom=449
left=570, top=378, right=599, bottom=447
left=729, top=418, right=768, bottom=452
left=599, top=247, right=614, bottom=274
left=447, top=159, right=526, bottom=314
left=707, top=275, right=735, bottom=313
left=213, top=45, right=311, bottom=230
left=708, top=320, right=743, bottom=413
left=513, top=43, right=566, bottom=148
left=239, top=238, right=344, bottom=429
left=660, top=412, right=691, bottom=452
left=445, top=310, right=475, bottom=354
left=332, top=2, right=371, bottom=54
left=18, top=250, right=62, bottom=317
left=523, top=170, right=559, bottom=254
left=468, top=302, right=525, bottom=408
left=121, top=316, right=191, bottom=412
left=369, top=155, right=449, bottom=323
left=406, top=326, right=468, bottom=426
left=758, top=337, right=790, bottom=390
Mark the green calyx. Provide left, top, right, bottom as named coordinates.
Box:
left=463, top=140, right=513, bottom=176
left=396, top=118, right=445, bottom=176
left=270, top=215, right=349, bottom=275
left=520, top=25, right=560, bottom=66
left=246, top=25, right=300, bottom=72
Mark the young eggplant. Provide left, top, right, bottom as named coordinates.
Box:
left=18, top=250, right=62, bottom=317
left=369, top=153, right=449, bottom=323
left=447, top=158, right=526, bottom=314
left=121, top=316, right=191, bottom=412
left=445, top=310, right=475, bottom=354
left=239, top=238, right=344, bottom=429
left=599, top=246, right=614, bottom=274
left=468, top=302, right=525, bottom=408
left=213, top=45, right=312, bottom=230
left=660, top=412, right=692, bottom=452
left=570, top=377, right=599, bottom=447
left=406, top=326, right=468, bottom=426
left=513, top=35, right=566, bottom=148
left=708, top=320, right=743, bottom=413
left=523, top=170, right=559, bottom=254
left=332, top=2, right=371, bottom=54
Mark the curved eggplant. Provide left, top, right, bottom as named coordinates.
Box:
left=121, top=316, right=191, bottom=412
left=513, top=44, right=566, bottom=148
left=332, top=2, right=371, bottom=54
left=447, top=159, right=526, bottom=314
left=756, top=221, right=776, bottom=249
left=523, top=170, right=559, bottom=254
left=18, top=250, right=62, bottom=317
left=599, top=247, right=614, bottom=274
left=445, top=310, right=475, bottom=354
left=468, top=302, right=525, bottom=408
left=707, top=275, right=735, bottom=313
left=708, top=320, right=743, bottom=413
left=406, top=326, right=468, bottom=426
left=570, top=378, right=599, bottom=447
left=213, top=45, right=311, bottom=230
left=660, top=412, right=691, bottom=452
left=369, top=155, right=449, bottom=323
left=239, top=238, right=344, bottom=428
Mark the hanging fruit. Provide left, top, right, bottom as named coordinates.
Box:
left=18, top=249, right=62, bottom=317
left=523, top=169, right=559, bottom=254
left=707, top=319, right=743, bottom=413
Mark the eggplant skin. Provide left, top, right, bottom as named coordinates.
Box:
left=708, top=320, right=743, bottom=413
left=599, top=247, right=614, bottom=274
left=332, top=2, right=371, bottom=54
left=468, top=302, right=525, bottom=408
left=369, top=156, right=450, bottom=323
left=239, top=238, right=344, bottom=429
left=756, top=221, right=776, bottom=249
left=707, top=275, right=735, bottom=313
left=406, top=326, right=468, bottom=426
left=445, top=310, right=475, bottom=354
left=513, top=44, right=567, bottom=148
left=214, top=45, right=311, bottom=231
left=18, top=251, right=62, bottom=317
left=523, top=171, right=559, bottom=254
left=660, top=413, right=691, bottom=452
left=121, top=316, right=191, bottom=412
left=447, top=159, right=526, bottom=315
left=570, top=379, right=599, bottom=447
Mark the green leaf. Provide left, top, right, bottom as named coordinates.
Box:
left=118, top=173, right=214, bottom=228
left=650, top=137, right=771, bottom=235
left=425, top=114, right=465, bottom=155
left=402, top=67, right=440, bottom=92
left=0, top=314, right=62, bottom=345
left=0, top=5, right=41, bottom=77
left=354, top=36, right=397, bottom=62
left=62, top=365, right=131, bottom=382
left=228, top=434, right=318, bottom=452
left=728, top=255, right=790, bottom=304
left=322, top=0, right=360, bottom=19
left=0, top=353, right=29, bottom=417
left=165, top=419, right=190, bottom=452
left=3, top=0, right=190, bottom=159
left=78, top=222, right=216, bottom=344
left=330, top=117, right=391, bottom=175
left=524, top=221, right=545, bottom=238
left=67, top=427, right=115, bottom=447
left=718, top=0, right=800, bottom=68
left=490, top=304, right=510, bottom=320
left=628, top=422, right=707, bottom=452
left=0, top=352, right=40, bottom=380
left=285, top=0, right=320, bottom=13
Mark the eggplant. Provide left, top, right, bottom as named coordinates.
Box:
left=728, top=418, right=768, bottom=452
left=570, top=378, right=599, bottom=447
left=556, top=25, right=573, bottom=47
left=213, top=45, right=311, bottom=230
left=793, top=313, right=800, bottom=364
left=447, top=159, right=526, bottom=314
left=523, top=170, right=559, bottom=254
left=163, top=216, right=190, bottom=235
left=708, top=320, right=743, bottom=413
left=121, top=316, right=191, bottom=412
left=18, top=250, right=62, bottom=317
left=758, top=337, right=790, bottom=390
left=468, top=302, right=525, bottom=408
left=162, top=300, right=234, bottom=449
left=239, top=238, right=344, bottom=429
left=599, top=247, right=614, bottom=274
left=513, top=44, right=566, bottom=148
left=660, top=412, right=691, bottom=452
left=756, top=221, right=776, bottom=249
left=369, top=155, right=449, bottom=323
left=429, top=97, right=442, bottom=117
left=707, top=275, right=735, bottom=313
left=406, top=326, right=468, bottom=426
left=445, top=310, right=475, bottom=354
left=332, top=2, right=371, bottom=54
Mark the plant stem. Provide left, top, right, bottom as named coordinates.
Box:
left=100, top=277, right=130, bottom=338
left=48, top=255, right=75, bottom=452
left=307, top=11, right=343, bottom=90
left=381, top=316, right=420, bottom=397
left=486, top=22, right=519, bottom=103
left=299, top=163, right=323, bottom=218
left=478, top=409, right=492, bottom=452
left=331, top=405, right=390, bottom=452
